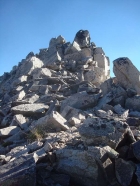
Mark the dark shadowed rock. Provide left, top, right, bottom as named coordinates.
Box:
left=132, top=140, right=140, bottom=161
left=135, top=164, right=140, bottom=185
left=0, top=155, right=36, bottom=186
left=125, top=96, right=140, bottom=112
left=115, top=158, right=135, bottom=186
left=74, top=30, right=90, bottom=48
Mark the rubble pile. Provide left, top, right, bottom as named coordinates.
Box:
left=0, top=30, right=140, bottom=186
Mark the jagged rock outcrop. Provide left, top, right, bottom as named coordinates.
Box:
left=0, top=30, right=140, bottom=186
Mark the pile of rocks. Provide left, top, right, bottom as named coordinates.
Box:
left=0, top=30, right=140, bottom=186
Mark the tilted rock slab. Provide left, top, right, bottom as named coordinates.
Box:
left=60, top=91, right=101, bottom=112
left=0, top=155, right=36, bottom=186
left=30, top=111, right=69, bottom=131
left=113, top=57, right=140, bottom=94
left=11, top=103, right=49, bottom=117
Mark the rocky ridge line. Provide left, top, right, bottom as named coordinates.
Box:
left=0, top=30, right=140, bottom=186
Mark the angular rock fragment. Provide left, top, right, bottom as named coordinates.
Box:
left=30, top=111, right=69, bottom=131
left=27, top=141, right=43, bottom=153
left=61, top=91, right=100, bottom=112
left=17, top=56, right=43, bottom=76
left=33, top=148, right=47, bottom=163
left=12, top=114, right=28, bottom=130
left=125, top=95, right=140, bottom=112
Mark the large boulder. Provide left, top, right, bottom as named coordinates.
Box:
left=56, top=146, right=119, bottom=186
left=78, top=116, right=135, bottom=148
left=113, top=57, right=140, bottom=94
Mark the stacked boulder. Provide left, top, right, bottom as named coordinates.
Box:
left=0, top=30, right=140, bottom=186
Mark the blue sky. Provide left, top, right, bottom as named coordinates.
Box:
left=0, top=0, right=140, bottom=76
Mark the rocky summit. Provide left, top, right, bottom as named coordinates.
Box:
left=0, top=30, right=140, bottom=186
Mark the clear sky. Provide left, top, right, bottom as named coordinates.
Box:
left=0, top=0, right=140, bottom=77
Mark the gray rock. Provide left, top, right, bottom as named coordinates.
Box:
left=13, top=114, right=28, bottom=130
left=113, top=57, right=140, bottom=94
left=0, top=155, right=36, bottom=186
left=6, top=146, right=29, bottom=161
left=0, top=126, right=20, bottom=138
left=43, top=142, right=53, bottom=152
left=129, top=111, right=140, bottom=118
left=17, top=56, right=43, bottom=76
left=78, top=117, right=133, bottom=148
left=31, top=67, right=52, bottom=79
left=132, top=140, right=140, bottom=161
left=100, top=78, right=113, bottom=96
left=64, top=41, right=81, bottom=55
left=102, top=104, right=114, bottom=112
left=60, top=91, right=100, bottom=112
left=126, top=88, right=137, bottom=97
left=64, top=48, right=92, bottom=61
left=56, top=148, right=109, bottom=186
left=135, top=164, right=140, bottom=184
left=125, top=96, right=140, bottom=112
left=61, top=105, right=85, bottom=121
left=115, top=158, right=135, bottom=186
left=27, top=141, right=43, bottom=153
left=30, top=111, right=69, bottom=132
left=95, top=92, right=115, bottom=109
left=74, top=30, right=90, bottom=48
left=33, top=147, right=47, bottom=163
left=127, top=117, right=140, bottom=126
left=11, top=103, right=49, bottom=117
left=3, top=130, right=26, bottom=144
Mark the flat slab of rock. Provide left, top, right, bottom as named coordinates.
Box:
left=0, top=155, right=36, bottom=186
left=11, top=103, right=49, bottom=117
left=0, top=126, right=20, bottom=137
left=60, top=91, right=100, bottom=112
